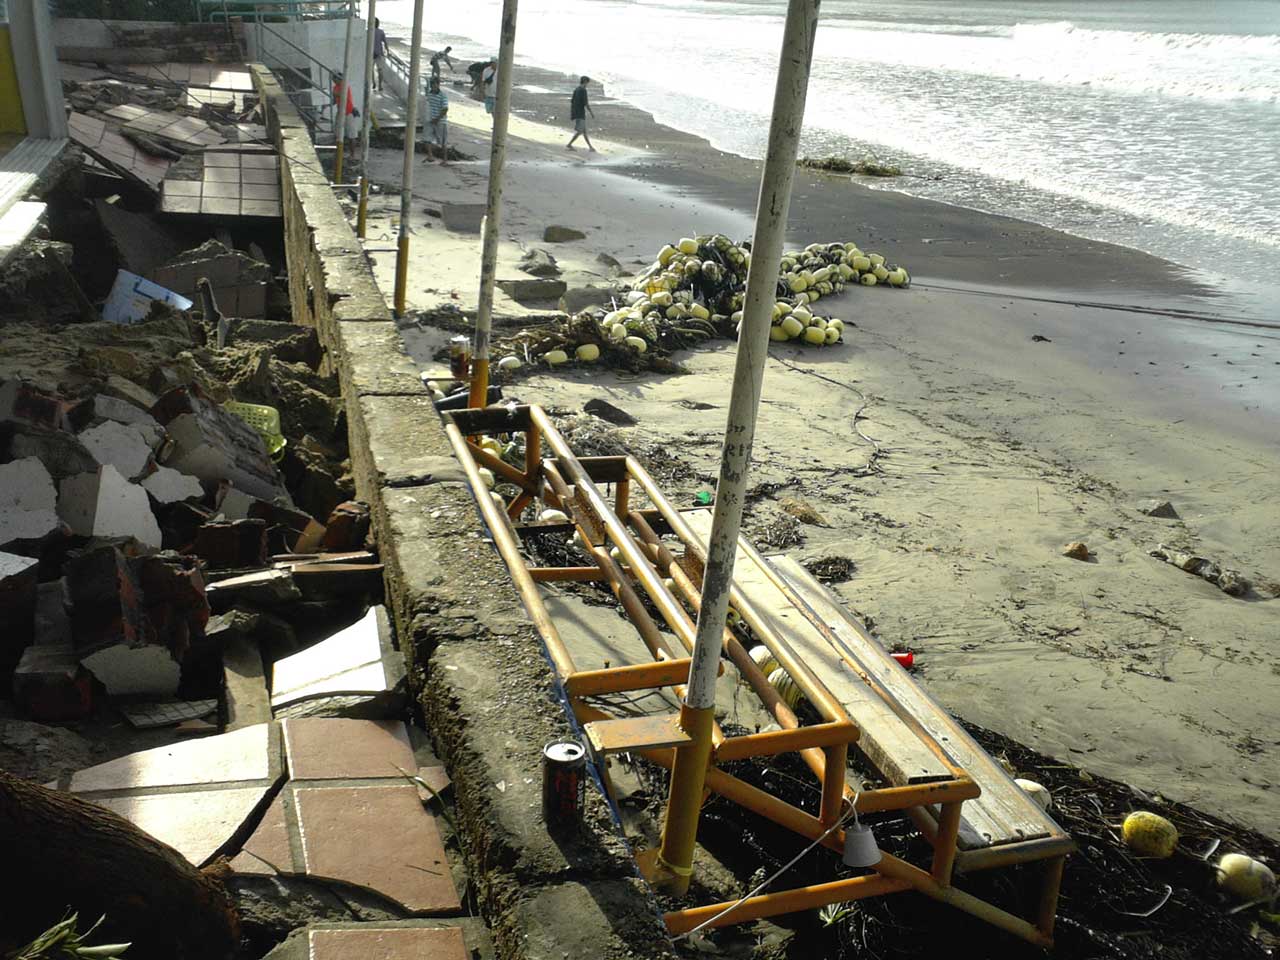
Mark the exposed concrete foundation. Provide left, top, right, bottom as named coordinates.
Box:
left=251, top=64, right=674, bottom=960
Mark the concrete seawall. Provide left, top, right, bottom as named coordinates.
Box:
left=250, top=64, right=675, bottom=960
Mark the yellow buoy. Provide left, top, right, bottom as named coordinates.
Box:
left=575, top=343, right=600, bottom=362
left=802, top=326, right=826, bottom=345
left=860, top=273, right=878, bottom=286
left=1122, top=811, right=1178, bottom=858
left=544, top=349, right=569, bottom=365
left=677, top=237, right=699, bottom=255
left=780, top=315, right=805, bottom=338
left=767, top=667, right=803, bottom=709
left=749, top=644, right=780, bottom=676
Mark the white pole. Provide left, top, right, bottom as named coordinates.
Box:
left=334, top=0, right=356, bottom=182
left=356, top=0, right=377, bottom=237
left=393, top=0, right=427, bottom=316
left=467, top=0, right=519, bottom=407
left=686, top=0, right=821, bottom=707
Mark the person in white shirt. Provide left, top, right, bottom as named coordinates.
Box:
left=481, top=58, right=497, bottom=115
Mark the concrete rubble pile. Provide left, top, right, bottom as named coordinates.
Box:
left=1, top=297, right=391, bottom=736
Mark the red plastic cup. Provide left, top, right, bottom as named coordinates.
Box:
left=891, top=651, right=915, bottom=668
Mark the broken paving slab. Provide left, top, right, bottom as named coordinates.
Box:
left=270, top=606, right=405, bottom=719
left=58, top=464, right=163, bottom=548
left=81, top=642, right=182, bottom=698
left=294, top=783, right=461, bottom=914
left=142, top=464, right=205, bottom=504
left=77, top=419, right=157, bottom=479
left=261, top=921, right=493, bottom=960
left=0, top=456, right=65, bottom=548
left=93, top=786, right=274, bottom=866
left=282, top=718, right=416, bottom=781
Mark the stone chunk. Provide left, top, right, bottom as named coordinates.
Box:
left=78, top=420, right=156, bottom=479
left=1, top=552, right=40, bottom=675
left=91, top=393, right=163, bottom=431
left=518, top=248, right=560, bottom=278
left=58, top=464, right=163, bottom=548
left=0, top=456, right=65, bottom=548
left=1062, top=541, right=1090, bottom=561
left=496, top=278, right=567, bottom=303
left=142, top=464, right=205, bottom=504
left=543, top=225, right=586, bottom=243
left=1140, top=499, right=1179, bottom=519
left=558, top=285, right=609, bottom=314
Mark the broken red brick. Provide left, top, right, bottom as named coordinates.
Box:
left=0, top=380, right=67, bottom=431
left=320, top=501, right=371, bottom=552
left=193, top=519, right=269, bottom=570
left=64, top=544, right=144, bottom=657
left=13, top=642, right=93, bottom=721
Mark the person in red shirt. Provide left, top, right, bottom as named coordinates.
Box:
left=332, top=71, right=360, bottom=148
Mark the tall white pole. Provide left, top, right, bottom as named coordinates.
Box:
left=334, top=0, right=356, bottom=183
left=393, top=0, right=426, bottom=316
left=356, top=0, right=377, bottom=237
left=648, top=0, right=822, bottom=896
left=467, top=0, right=519, bottom=408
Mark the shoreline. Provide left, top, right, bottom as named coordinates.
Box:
left=355, top=61, right=1280, bottom=838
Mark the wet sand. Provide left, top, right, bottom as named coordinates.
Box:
left=354, top=66, right=1280, bottom=837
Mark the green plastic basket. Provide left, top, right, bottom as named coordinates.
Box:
left=223, top=401, right=287, bottom=458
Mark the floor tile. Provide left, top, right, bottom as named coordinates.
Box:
left=295, top=784, right=460, bottom=913
left=92, top=785, right=268, bottom=865
left=284, top=718, right=415, bottom=781
left=271, top=608, right=385, bottom=709
left=309, top=926, right=467, bottom=960
left=230, top=793, right=293, bottom=875
left=68, top=723, right=271, bottom=792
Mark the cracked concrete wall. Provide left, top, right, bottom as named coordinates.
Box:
left=250, top=64, right=675, bottom=960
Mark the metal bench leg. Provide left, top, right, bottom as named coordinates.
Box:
left=1036, top=855, right=1066, bottom=942
left=930, top=801, right=963, bottom=886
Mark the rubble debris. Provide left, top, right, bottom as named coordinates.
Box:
left=1140, top=499, right=1179, bottom=519
left=559, top=285, right=610, bottom=314
left=1, top=380, right=67, bottom=430
left=519, top=248, right=560, bottom=278
left=158, top=500, right=215, bottom=551
left=34, top=580, right=71, bottom=646
left=291, top=562, right=384, bottom=601
left=1150, top=543, right=1249, bottom=597
left=803, top=555, right=856, bottom=584
left=154, top=384, right=289, bottom=502
left=206, top=568, right=302, bottom=609
left=0, top=718, right=95, bottom=783
left=544, top=225, right=586, bottom=243
left=153, top=239, right=275, bottom=321
left=223, top=634, right=270, bottom=730
left=778, top=495, right=827, bottom=526
left=1062, top=541, right=1091, bottom=561
left=0, top=456, right=67, bottom=549
left=0, top=240, right=96, bottom=325
left=193, top=519, right=269, bottom=570
left=746, top=507, right=803, bottom=549
left=7, top=425, right=100, bottom=480
left=596, top=251, right=626, bottom=275
left=94, top=198, right=190, bottom=277
left=320, top=501, right=371, bottom=553
left=58, top=464, right=164, bottom=547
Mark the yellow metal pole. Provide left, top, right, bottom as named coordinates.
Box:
left=392, top=0, right=426, bottom=316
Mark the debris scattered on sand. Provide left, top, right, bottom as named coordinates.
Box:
left=1150, top=543, right=1248, bottom=596
left=803, top=555, right=856, bottom=584
left=800, top=154, right=902, bottom=178
left=519, top=248, right=560, bottom=279
left=544, top=225, right=586, bottom=243
left=1031, top=334, right=1052, bottom=342
left=1140, top=499, right=1180, bottom=519
left=583, top=398, right=637, bottom=426
left=1063, top=541, right=1091, bottom=560
left=746, top=507, right=803, bottom=549
left=778, top=495, right=826, bottom=526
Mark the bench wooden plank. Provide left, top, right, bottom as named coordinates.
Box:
left=771, top=556, right=1062, bottom=851
left=682, top=511, right=953, bottom=786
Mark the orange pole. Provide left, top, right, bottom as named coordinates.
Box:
left=820, top=743, right=847, bottom=827
left=529, top=566, right=606, bottom=582
left=1036, top=855, right=1067, bottom=940
left=465, top=441, right=537, bottom=493
left=714, top=722, right=857, bottom=763
left=665, top=874, right=912, bottom=935
left=931, top=801, right=963, bottom=885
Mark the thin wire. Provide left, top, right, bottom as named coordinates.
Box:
left=674, top=792, right=860, bottom=941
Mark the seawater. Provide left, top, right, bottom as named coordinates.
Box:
left=378, top=0, right=1280, bottom=316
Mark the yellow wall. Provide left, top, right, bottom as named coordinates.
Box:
left=0, top=26, right=27, bottom=135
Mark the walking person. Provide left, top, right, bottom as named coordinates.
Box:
left=332, top=71, right=360, bottom=150
left=371, top=18, right=387, bottom=91
left=426, top=76, right=449, bottom=164
left=566, top=76, right=596, bottom=152
left=430, top=46, right=454, bottom=81
left=481, top=57, right=498, bottom=115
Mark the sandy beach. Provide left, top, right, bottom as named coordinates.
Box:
left=352, top=66, right=1279, bottom=838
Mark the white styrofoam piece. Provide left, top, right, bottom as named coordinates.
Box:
left=0, top=456, right=62, bottom=544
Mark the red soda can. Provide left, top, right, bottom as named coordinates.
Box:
left=542, top=741, right=585, bottom=834
left=891, top=651, right=915, bottom=668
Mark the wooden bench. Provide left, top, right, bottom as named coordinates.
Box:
left=682, top=509, right=1074, bottom=870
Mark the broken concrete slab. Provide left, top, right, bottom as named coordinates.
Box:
left=152, top=239, right=274, bottom=323
left=94, top=197, right=189, bottom=277
left=1140, top=499, right=1180, bottom=519
left=438, top=202, right=485, bottom=233
left=78, top=420, right=157, bottom=479
left=495, top=278, right=567, bottom=304
left=0, top=456, right=65, bottom=548
left=543, top=225, right=586, bottom=243
left=224, top=634, right=271, bottom=730
left=90, top=393, right=164, bottom=434
left=93, top=786, right=273, bottom=866
left=58, top=464, right=163, bottom=548
left=142, top=464, right=205, bottom=503
left=82, top=641, right=182, bottom=697
left=7, top=427, right=100, bottom=480
left=70, top=721, right=276, bottom=792
left=229, top=793, right=290, bottom=875
left=153, top=385, right=288, bottom=502
left=12, top=642, right=91, bottom=721
left=270, top=607, right=405, bottom=719
left=558, top=286, right=610, bottom=314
